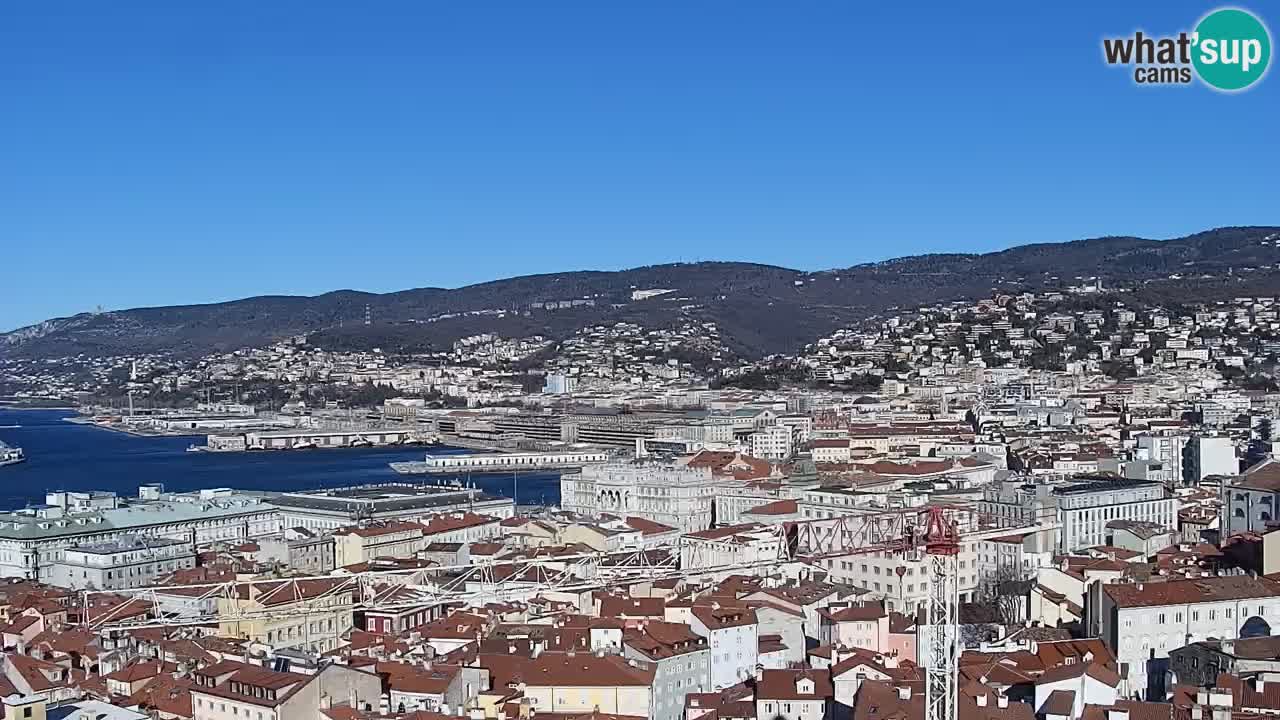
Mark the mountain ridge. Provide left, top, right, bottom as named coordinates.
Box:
left=5, top=226, right=1279, bottom=360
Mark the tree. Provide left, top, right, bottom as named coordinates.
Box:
left=1246, top=417, right=1275, bottom=467
left=974, top=565, right=1031, bottom=625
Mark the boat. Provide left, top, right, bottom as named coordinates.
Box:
left=350, top=435, right=373, bottom=448
left=0, top=441, right=25, bottom=467
left=290, top=440, right=317, bottom=450
left=186, top=443, right=205, bottom=453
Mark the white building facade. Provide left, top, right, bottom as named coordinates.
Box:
left=562, top=461, right=718, bottom=531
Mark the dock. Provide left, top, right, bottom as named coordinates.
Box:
left=390, top=449, right=609, bottom=475
left=199, top=428, right=439, bottom=452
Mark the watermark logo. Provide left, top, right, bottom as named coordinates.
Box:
left=1103, top=7, right=1271, bottom=91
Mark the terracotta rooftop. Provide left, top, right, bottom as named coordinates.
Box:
left=523, top=653, right=655, bottom=687
left=742, top=499, right=798, bottom=516
left=1104, top=576, right=1280, bottom=608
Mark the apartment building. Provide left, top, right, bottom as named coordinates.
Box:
left=190, top=661, right=380, bottom=720
left=217, top=579, right=354, bottom=654
left=751, top=425, right=793, bottom=461
left=521, top=653, right=656, bottom=717
left=1055, top=478, right=1176, bottom=553
left=332, top=522, right=424, bottom=568
left=1221, top=458, right=1280, bottom=536
left=689, top=604, right=759, bottom=690
left=1095, top=575, right=1280, bottom=699
left=45, top=536, right=195, bottom=590
left=623, top=622, right=710, bottom=720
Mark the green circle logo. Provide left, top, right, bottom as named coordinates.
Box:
left=1192, top=7, right=1272, bottom=91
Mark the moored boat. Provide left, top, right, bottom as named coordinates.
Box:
left=0, top=441, right=25, bottom=467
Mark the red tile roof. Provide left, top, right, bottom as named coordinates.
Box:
left=523, top=653, right=655, bottom=687
left=743, top=500, right=798, bottom=516
left=755, top=669, right=832, bottom=700
left=1104, top=576, right=1280, bottom=608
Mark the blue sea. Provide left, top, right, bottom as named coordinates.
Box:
left=0, top=409, right=562, bottom=511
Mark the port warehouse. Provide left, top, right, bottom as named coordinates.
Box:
left=120, top=414, right=300, bottom=432
left=0, top=483, right=513, bottom=581
left=415, top=409, right=775, bottom=447
left=207, top=428, right=417, bottom=451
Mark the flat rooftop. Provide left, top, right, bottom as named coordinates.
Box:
left=73, top=535, right=189, bottom=554
left=271, top=483, right=509, bottom=513
left=1055, top=477, right=1162, bottom=495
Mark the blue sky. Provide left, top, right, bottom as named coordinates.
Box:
left=2, top=1, right=1276, bottom=332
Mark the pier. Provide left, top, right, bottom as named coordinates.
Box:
left=389, top=449, right=609, bottom=475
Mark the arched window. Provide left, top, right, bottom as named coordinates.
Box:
left=1236, top=508, right=1247, bottom=518
left=1263, top=512, right=1273, bottom=522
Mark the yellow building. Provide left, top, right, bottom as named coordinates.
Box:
left=332, top=521, right=426, bottom=568
left=522, top=653, right=655, bottom=717
left=217, top=578, right=353, bottom=654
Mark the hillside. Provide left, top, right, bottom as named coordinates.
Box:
left=4, top=226, right=1279, bottom=360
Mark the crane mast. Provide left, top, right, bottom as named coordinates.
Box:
left=924, top=506, right=960, bottom=720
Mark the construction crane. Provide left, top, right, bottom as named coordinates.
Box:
left=83, top=504, right=1055, bottom=720
left=924, top=506, right=961, bottom=720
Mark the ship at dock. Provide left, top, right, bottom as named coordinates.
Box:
left=0, top=441, right=25, bottom=467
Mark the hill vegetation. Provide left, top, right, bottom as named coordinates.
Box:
left=4, top=226, right=1279, bottom=360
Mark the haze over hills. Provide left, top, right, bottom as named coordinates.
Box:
left=4, top=226, right=1279, bottom=361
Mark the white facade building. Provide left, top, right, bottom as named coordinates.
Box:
left=1222, top=458, right=1280, bottom=535
left=1054, top=478, right=1176, bottom=553
left=1183, top=436, right=1237, bottom=484
left=46, top=535, right=195, bottom=590
left=1095, top=575, right=1280, bottom=700
left=562, top=461, right=718, bottom=531
left=0, top=490, right=279, bottom=581
left=751, top=425, right=793, bottom=461
left=689, top=605, right=759, bottom=690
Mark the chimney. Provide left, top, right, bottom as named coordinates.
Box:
left=997, top=695, right=1008, bottom=709
left=976, top=694, right=988, bottom=708
left=1253, top=677, right=1266, bottom=692
left=896, top=687, right=911, bottom=700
